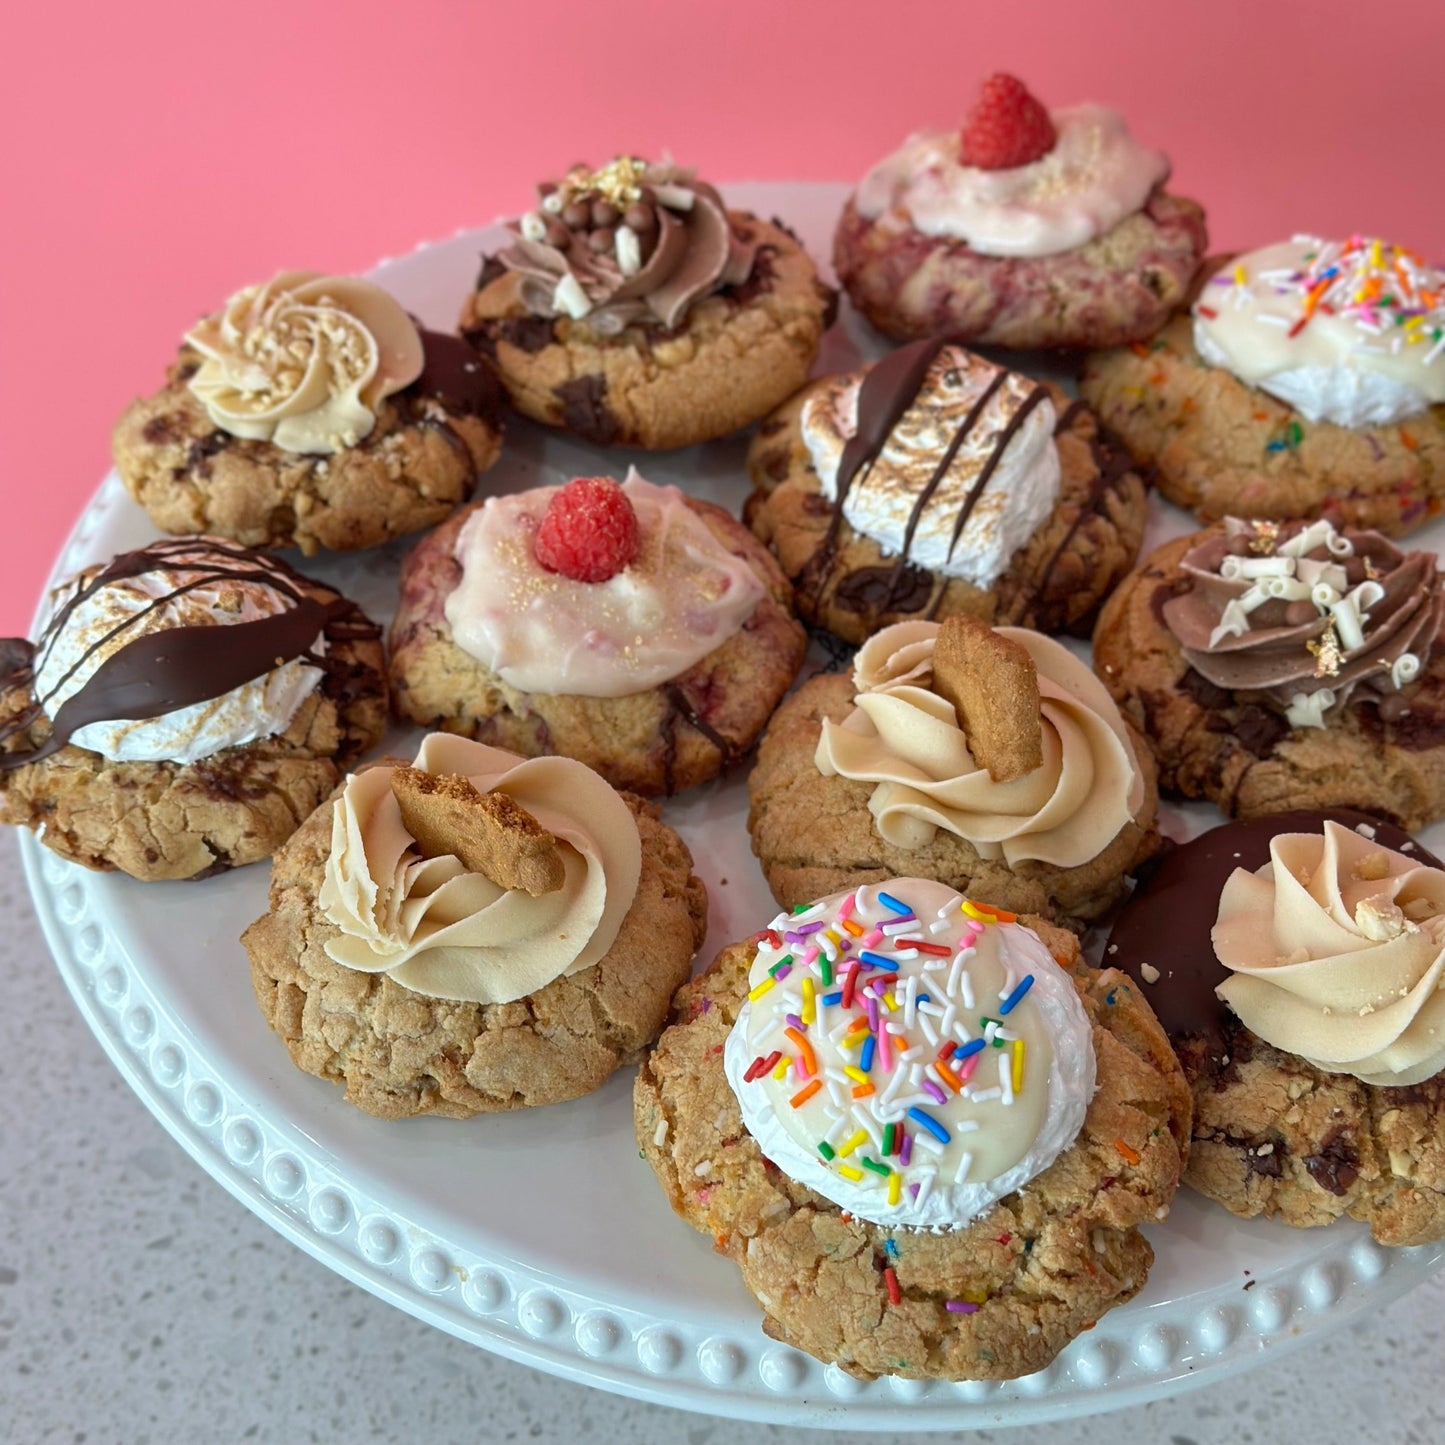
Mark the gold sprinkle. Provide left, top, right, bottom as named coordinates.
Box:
left=1307, top=623, right=1343, bottom=678
left=1249, top=520, right=1281, bottom=555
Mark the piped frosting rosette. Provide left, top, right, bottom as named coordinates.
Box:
left=186, top=270, right=424, bottom=454
left=1213, top=820, right=1445, bottom=1086
left=318, top=735, right=641, bottom=1005
left=1162, top=517, right=1445, bottom=730
left=815, top=621, right=1145, bottom=867
left=497, top=157, right=756, bottom=335
left=722, top=878, right=1094, bottom=1229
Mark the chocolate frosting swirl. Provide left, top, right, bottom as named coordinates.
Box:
left=1162, top=518, right=1445, bottom=729
left=495, top=158, right=756, bottom=335
left=0, top=538, right=378, bottom=772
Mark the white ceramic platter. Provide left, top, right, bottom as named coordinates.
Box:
left=22, top=183, right=1445, bottom=1429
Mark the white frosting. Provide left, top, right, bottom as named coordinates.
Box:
left=722, top=879, right=1094, bottom=1230
left=801, top=348, right=1060, bottom=588
left=33, top=551, right=323, bottom=765
left=1192, top=238, right=1445, bottom=427
left=443, top=470, right=765, bottom=698
left=853, top=105, right=1170, bottom=259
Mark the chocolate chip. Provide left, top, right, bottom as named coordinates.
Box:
left=1304, top=1126, right=1360, bottom=1197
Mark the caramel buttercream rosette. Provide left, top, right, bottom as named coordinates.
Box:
left=242, top=734, right=706, bottom=1118
left=748, top=617, right=1160, bottom=928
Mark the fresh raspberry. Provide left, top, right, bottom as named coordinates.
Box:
left=960, top=73, right=1057, bottom=170
left=534, top=476, right=641, bottom=583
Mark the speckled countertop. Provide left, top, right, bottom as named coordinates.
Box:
left=1, top=822, right=1440, bottom=1445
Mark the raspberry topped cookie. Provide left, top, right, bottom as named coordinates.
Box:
left=635, top=877, right=1190, bottom=1379
left=746, top=337, right=1148, bottom=644
left=1107, top=812, right=1445, bottom=1246
left=1081, top=237, right=1445, bottom=534
left=748, top=615, right=1159, bottom=929
left=244, top=733, right=707, bottom=1118
left=835, top=74, right=1207, bottom=349
left=1093, top=516, right=1445, bottom=827
left=390, top=470, right=807, bottom=795
left=460, top=156, right=834, bottom=449
left=0, top=537, right=387, bottom=879
left=114, top=271, right=504, bottom=553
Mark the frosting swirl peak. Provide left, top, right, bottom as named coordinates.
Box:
left=318, top=735, right=641, bottom=1005
left=815, top=621, right=1145, bottom=867
left=1214, top=820, right=1445, bottom=1086
left=1162, top=518, right=1445, bottom=729
left=186, top=271, right=424, bottom=455
left=497, top=158, right=756, bottom=334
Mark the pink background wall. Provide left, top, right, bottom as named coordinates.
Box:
left=2, top=0, right=1440, bottom=634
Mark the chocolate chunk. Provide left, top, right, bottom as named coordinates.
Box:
left=1179, top=667, right=1231, bottom=711
left=1304, top=1126, right=1360, bottom=1196
left=182, top=431, right=229, bottom=477
left=474, top=254, right=507, bottom=292
left=553, top=374, right=619, bottom=446
left=0, top=637, right=35, bottom=682
left=1241, top=1138, right=1285, bottom=1180
left=1232, top=705, right=1291, bottom=758
left=141, top=414, right=178, bottom=444
left=411, top=329, right=504, bottom=419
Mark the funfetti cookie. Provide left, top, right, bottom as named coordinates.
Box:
left=745, top=338, right=1148, bottom=645
left=834, top=74, right=1208, bottom=350
left=1093, top=516, right=1445, bottom=828
left=460, top=156, right=834, bottom=450
left=1107, top=812, right=1445, bottom=1247
left=0, top=536, right=387, bottom=880
left=635, top=877, right=1190, bottom=1380
left=748, top=617, right=1160, bottom=930
left=1081, top=237, right=1445, bottom=535
left=114, top=271, right=504, bottom=553
left=389, top=470, right=808, bottom=797
left=243, top=733, right=707, bottom=1119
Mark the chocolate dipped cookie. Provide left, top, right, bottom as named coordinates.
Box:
left=745, top=338, right=1148, bottom=645
left=460, top=157, right=834, bottom=450
left=0, top=537, right=387, bottom=880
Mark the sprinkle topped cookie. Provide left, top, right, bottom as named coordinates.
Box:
left=723, top=878, right=1094, bottom=1229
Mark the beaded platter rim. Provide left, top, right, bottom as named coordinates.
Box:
left=21, top=186, right=1445, bottom=1427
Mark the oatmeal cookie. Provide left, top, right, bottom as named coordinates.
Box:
left=389, top=482, right=807, bottom=797
left=745, top=349, right=1147, bottom=646
left=1107, top=812, right=1445, bottom=1246
left=115, top=284, right=504, bottom=554
left=634, top=913, right=1190, bottom=1380
left=243, top=767, right=707, bottom=1120
left=0, top=541, right=387, bottom=880
left=1093, top=524, right=1445, bottom=829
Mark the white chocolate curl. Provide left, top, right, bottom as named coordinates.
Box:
left=815, top=622, right=1145, bottom=867
left=318, top=735, right=641, bottom=1005
left=1213, top=821, right=1445, bottom=1085
left=186, top=271, right=423, bottom=455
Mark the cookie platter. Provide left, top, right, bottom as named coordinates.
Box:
left=23, top=184, right=1445, bottom=1428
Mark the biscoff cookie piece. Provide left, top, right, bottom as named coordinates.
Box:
left=745, top=339, right=1147, bottom=646
left=1093, top=518, right=1445, bottom=828
left=243, top=734, right=707, bottom=1119
left=834, top=75, right=1207, bottom=350
left=390, top=471, right=807, bottom=797
left=459, top=157, right=834, bottom=450
left=389, top=767, right=565, bottom=895
left=114, top=271, right=503, bottom=554
left=747, top=619, right=1159, bottom=931
left=1107, top=812, right=1445, bottom=1247
left=0, top=537, right=387, bottom=880
left=1081, top=240, right=1445, bottom=537
left=635, top=879, right=1190, bottom=1380
left=931, top=615, right=1042, bottom=781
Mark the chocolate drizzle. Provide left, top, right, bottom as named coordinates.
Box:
left=0, top=538, right=379, bottom=772
left=1105, top=810, right=1440, bottom=1055
left=813, top=338, right=1052, bottom=624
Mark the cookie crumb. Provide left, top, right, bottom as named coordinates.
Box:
left=1139, top=962, right=1160, bottom=984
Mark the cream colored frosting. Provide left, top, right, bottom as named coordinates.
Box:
left=317, top=734, right=641, bottom=1005
left=1192, top=238, right=1445, bottom=426
left=800, top=346, right=1060, bottom=588
left=443, top=469, right=765, bottom=698
left=815, top=621, right=1145, bottom=867
left=722, top=879, right=1095, bottom=1229
left=853, top=105, right=1170, bottom=259
left=186, top=270, right=424, bottom=454
left=1214, top=821, right=1445, bottom=1086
